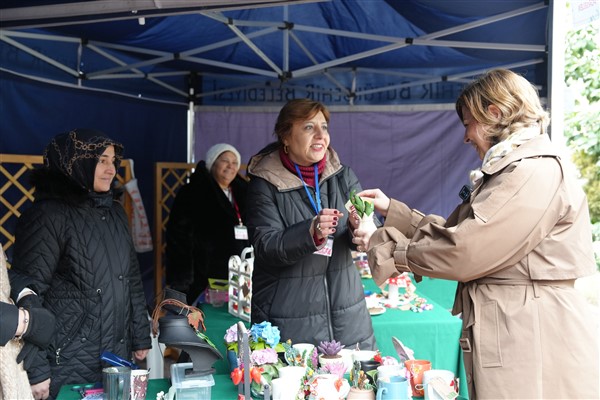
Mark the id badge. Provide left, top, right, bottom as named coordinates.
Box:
left=234, top=225, right=248, bottom=240
left=314, top=236, right=334, bottom=257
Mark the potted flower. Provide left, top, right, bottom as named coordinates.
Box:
left=224, top=321, right=286, bottom=398
left=224, top=321, right=285, bottom=369
left=347, top=360, right=375, bottom=400
left=317, top=340, right=346, bottom=371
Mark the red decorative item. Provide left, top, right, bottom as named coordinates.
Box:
left=250, top=366, right=263, bottom=384
left=231, top=367, right=244, bottom=385
left=387, top=277, right=399, bottom=285
left=373, top=353, right=383, bottom=364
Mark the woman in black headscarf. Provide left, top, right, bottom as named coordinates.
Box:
left=10, top=129, right=151, bottom=400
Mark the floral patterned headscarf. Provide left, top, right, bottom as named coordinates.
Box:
left=44, top=128, right=124, bottom=192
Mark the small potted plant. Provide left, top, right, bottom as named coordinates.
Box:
left=347, top=361, right=375, bottom=399
left=317, top=339, right=345, bottom=370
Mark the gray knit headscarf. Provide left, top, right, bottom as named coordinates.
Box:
left=43, top=128, right=124, bottom=192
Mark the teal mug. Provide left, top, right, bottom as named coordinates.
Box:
left=376, top=376, right=409, bottom=400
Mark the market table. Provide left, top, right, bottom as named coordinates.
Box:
left=201, top=278, right=468, bottom=398
left=57, top=278, right=468, bottom=399
left=56, top=375, right=245, bottom=399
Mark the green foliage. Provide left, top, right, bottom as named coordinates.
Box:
left=564, top=18, right=600, bottom=259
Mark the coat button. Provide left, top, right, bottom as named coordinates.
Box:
left=101, top=216, right=106, bottom=220
left=118, top=275, right=123, bottom=280
left=120, top=339, right=125, bottom=344
left=97, top=288, right=102, bottom=294
left=81, top=337, right=87, bottom=342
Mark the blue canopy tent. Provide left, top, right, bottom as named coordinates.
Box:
left=1, top=0, right=562, bottom=305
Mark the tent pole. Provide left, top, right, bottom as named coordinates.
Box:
left=547, top=0, right=566, bottom=146
left=187, top=76, right=196, bottom=164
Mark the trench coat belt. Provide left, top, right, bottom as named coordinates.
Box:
left=457, top=277, right=575, bottom=350
left=453, top=278, right=575, bottom=396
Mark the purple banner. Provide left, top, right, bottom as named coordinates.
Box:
left=195, top=109, right=480, bottom=217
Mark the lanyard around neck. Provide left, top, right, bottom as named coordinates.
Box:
left=294, top=163, right=321, bottom=215
left=229, top=189, right=243, bottom=225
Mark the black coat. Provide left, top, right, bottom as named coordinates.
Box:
left=10, top=170, right=151, bottom=399
left=166, top=161, right=249, bottom=303
left=246, top=147, right=376, bottom=350
left=0, top=302, right=19, bottom=346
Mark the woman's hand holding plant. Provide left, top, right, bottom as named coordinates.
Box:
left=357, top=189, right=391, bottom=217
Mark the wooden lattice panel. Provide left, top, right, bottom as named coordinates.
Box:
left=154, top=162, right=195, bottom=302
left=0, top=154, right=132, bottom=264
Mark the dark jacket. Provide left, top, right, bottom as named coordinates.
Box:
left=246, top=145, right=376, bottom=350
left=166, top=161, right=249, bottom=303
left=0, top=302, right=19, bottom=346
left=10, top=169, right=151, bottom=399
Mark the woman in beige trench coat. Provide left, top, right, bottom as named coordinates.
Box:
left=353, top=69, right=599, bottom=399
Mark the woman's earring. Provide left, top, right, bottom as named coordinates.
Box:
left=284, top=144, right=289, bottom=154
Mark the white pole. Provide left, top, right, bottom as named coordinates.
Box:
left=187, top=86, right=195, bottom=164
left=548, top=0, right=567, bottom=150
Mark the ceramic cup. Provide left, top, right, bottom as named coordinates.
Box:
left=404, top=359, right=431, bottom=397
left=359, top=360, right=381, bottom=386
left=308, top=374, right=350, bottom=400
left=338, top=348, right=355, bottom=373
left=423, top=369, right=456, bottom=400
left=102, top=366, right=131, bottom=400
left=376, top=376, right=410, bottom=400
left=292, top=343, right=315, bottom=367
left=130, top=369, right=149, bottom=400
left=271, top=377, right=299, bottom=400
left=376, top=364, right=406, bottom=383
left=278, top=365, right=306, bottom=382
left=352, top=350, right=378, bottom=362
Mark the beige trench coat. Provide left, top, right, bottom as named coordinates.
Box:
left=368, top=134, right=599, bottom=399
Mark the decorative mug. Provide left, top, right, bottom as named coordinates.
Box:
left=376, top=376, right=410, bottom=400
left=376, top=364, right=406, bottom=383
left=404, top=359, right=431, bottom=397
left=308, top=374, right=350, bottom=400
left=271, top=377, right=301, bottom=400
left=278, top=365, right=306, bottom=382
left=292, top=343, right=315, bottom=367
left=423, top=369, right=456, bottom=400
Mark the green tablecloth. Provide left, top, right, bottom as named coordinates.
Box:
left=361, top=279, right=467, bottom=398
left=202, top=278, right=468, bottom=398
left=412, top=277, right=457, bottom=311
left=58, top=278, right=468, bottom=399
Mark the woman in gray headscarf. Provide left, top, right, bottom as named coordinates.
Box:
left=10, top=129, right=151, bottom=400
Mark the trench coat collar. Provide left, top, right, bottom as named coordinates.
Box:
left=481, top=134, right=560, bottom=176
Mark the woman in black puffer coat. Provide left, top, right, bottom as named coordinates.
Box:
left=166, top=144, right=249, bottom=304
left=10, top=129, right=151, bottom=400
left=246, top=99, right=376, bottom=350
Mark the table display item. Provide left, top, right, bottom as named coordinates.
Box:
left=232, top=321, right=272, bottom=400
left=405, top=359, right=432, bottom=398
left=346, top=190, right=377, bottom=234
left=228, top=246, right=254, bottom=321
left=205, top=278, right=229, bottom=307
left=101, top=350, right=139, bottom=369
left=102, top=366, right=131, bottom=400
left=376, top=376, right=410, bottom=400
left=131, top=369, right=150, bottom=400
left=170, top=362, right=215, bottom=400
left=151, top=293, right=223, bottom=375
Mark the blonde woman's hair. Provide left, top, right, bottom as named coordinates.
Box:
left=455, top=69, right=550, bottom=142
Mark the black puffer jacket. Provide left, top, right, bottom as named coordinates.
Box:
left=10, top=170, right=151, bottom=399
left=246, top=146, right=376, bottom=350
left=166, top=161, right=249, bottom=303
